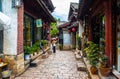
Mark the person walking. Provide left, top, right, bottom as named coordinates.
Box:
left=52, top=39, right=56, bottom=53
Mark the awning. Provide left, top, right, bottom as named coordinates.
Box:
left=78, top=0, right=94, bottom=20
left=0, top=12, right=11, bottom=30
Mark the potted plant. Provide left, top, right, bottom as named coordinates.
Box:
left=76, top=34, right=81, bottom=50
left=32, top=41, right=41, bottom=53
left=58, top=44, right=62, bottom=50
left=41, top=40, right=48, bottom=49
left=24, top=46, right=31, bottom=60
left=99, top=54, right=112, bottom=77
left=84, top=41, right=100, bottom=74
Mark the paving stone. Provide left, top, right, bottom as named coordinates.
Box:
left=15, top=50, right=89, bottom=79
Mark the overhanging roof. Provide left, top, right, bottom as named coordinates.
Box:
left=78, top=0, right=94, bottom=20
left=59, top=22, right=70, bottom=28
left=68, top=21, right=79, bottom=29
left=24, top=0, right=55, bottom=22
left=43, top=0, right=55, bottom=12
left=68, top=3, right=78, bottom=20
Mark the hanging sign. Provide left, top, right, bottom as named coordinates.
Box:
left=36, top=19, right=42, bottom=27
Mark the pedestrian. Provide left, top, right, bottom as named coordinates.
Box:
left=52, top=39, right=56, bottom=53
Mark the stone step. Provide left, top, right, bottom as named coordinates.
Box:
left=47, top=50, right=52, bottom=55
left=74, top=51, right=80, bottom=55
left=75, top=54, right=82, bottom=61
left=41, top=53, right=49, bottom=59
left=77, top=62, right=86, bottom=71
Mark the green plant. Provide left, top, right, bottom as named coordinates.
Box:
left=99, top=54, right=112, bottom=77
left=84, top=41, right=100, bottom=67
left=24, top=46, right=32, bottom=54
left=76, top=34, right=81, bottom=50
left=72, top=45, right=76, bottom=49
left=50, top=22, right=59, bottom=37
left=100, top=54, right=109, bottom=68
left=32, top=41, right=40, bottom=52
left=41, top=40, right=48, bottom=47
left=24, top=41, right=41, bottom=54
left=58, top=44, right=62, bottom=50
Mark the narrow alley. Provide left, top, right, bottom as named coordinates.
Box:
left=15, top=50, right=89, bottom=79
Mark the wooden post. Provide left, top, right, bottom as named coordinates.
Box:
left=104, top=0, right=113, bottom=66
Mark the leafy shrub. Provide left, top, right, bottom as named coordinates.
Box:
left=84, top=41, right=100, bottom=67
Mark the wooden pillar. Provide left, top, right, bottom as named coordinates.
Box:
left=104, top=0, right=113, bottom=66
left=88, top=15, right=92, bottom=41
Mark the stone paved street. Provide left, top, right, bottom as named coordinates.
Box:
left=15, top=50, right=89, bottom=79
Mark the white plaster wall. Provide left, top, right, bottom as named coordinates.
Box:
left=78, top=21, right=84, bottom=37
left=63, top=31, right=71, bottom=45
left=2, top=0, right=18, bottom=55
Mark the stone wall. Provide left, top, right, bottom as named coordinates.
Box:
left=4, top=53, right=25, bottom=75
left=63, top=45, right=72, bottom=50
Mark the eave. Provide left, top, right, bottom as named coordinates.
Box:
left=78, top=0, right=94, bottom=20
left=24, top=0, right=55, bottom=22
left=59, top=22, right=70, bottom=28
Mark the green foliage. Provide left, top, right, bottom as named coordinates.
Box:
left=76, top=34, right=81, bottom=49
left=24, top=41, right=41, bottom=54
left=72, top=45, right=76, bottom=49
left=100, top=54, right=109, bottom=67
left=50, top=22, right=59, bottom=37
left=84, top=41, right=100, bottom=67
left=24, top=46, right=32, bottom=54
left=58, top=44, right=62, bottom=50
left=41, top=40, right=48, bottom=46
left=32, top=41, right=41, bottom=52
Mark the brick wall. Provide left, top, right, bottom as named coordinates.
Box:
left=17, top=4, right=24, bottom=55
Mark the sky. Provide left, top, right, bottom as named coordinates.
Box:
left=51, top=0, right=79, bottom=22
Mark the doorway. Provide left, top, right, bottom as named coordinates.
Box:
left=117, top=15, right=120, bottom=72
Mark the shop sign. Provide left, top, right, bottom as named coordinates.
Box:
left=36, top=19, right=42, bottom=27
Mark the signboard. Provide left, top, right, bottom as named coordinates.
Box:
left=36, top=19, right=42, bottom=27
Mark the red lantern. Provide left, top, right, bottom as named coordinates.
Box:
left=72, top=27, right=76, bottom=32
left=68, top=29, right=71, bottom=33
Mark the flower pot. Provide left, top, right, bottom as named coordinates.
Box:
left=99, top=67, right=112, bottom=77
left=0, top=58, right=2, bottom=63
left=2, top=70, right=11, bottom=78
left=25, top=54, right=30, bottom=60
left=90, top=66, right=98, bottom=74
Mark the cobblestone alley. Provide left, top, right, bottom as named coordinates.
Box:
left=15, top=50, right=89, bottom=79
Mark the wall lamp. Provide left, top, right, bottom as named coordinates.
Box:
left=12, top=0, right=22, bottom=8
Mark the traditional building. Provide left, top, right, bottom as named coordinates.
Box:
left=68, top=2, right=79, bottom=49
left=58, top=22, right=71, bottom=50
left=58, top=3, right=79, bottom=50
left=78, top=0, right=120, bottom=74
left=0, top=0, right=55, bottom=76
